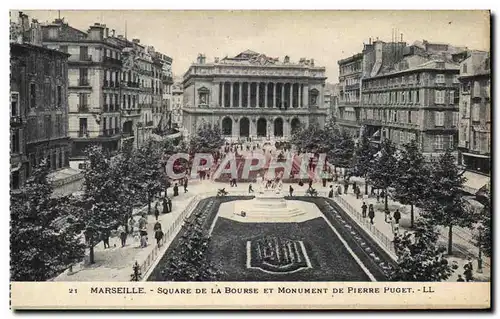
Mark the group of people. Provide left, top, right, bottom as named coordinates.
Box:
left=360, top=202, right=401, bottom=235
left=457, top=258, right=475, bottom=282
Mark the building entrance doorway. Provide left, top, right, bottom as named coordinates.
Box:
left=257, top=118, right=267, bottom=137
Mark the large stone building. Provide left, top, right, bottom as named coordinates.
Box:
left=455, top=50, right=490, bottom=194
left=336, top=53, right=363, bottom=136
left=182, top=50, right=328, bottom=140
left=10, top=12, right=72, bottom=190
left=171, top=82, right=183, bottom=129
left=42, top=20, right=123, bottom=159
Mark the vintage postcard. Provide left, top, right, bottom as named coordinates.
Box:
left=9, top=9, right=491, bottom=310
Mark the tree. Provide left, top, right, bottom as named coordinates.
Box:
left=79, top=146, right=124, bottom=264
left=420, top=150, right=477, bottom=255
left=389, top=219, right=455, bottom=281
left=10, top=160, right=85, bottom=281
left=475, top=184, right=491, bottom=258
left=189, top=124, right=225, bottom=156
left=328, top=130, right=355, bottom=174
left=131, top=140, right=165, bottom=214
left=367, top=138, right=398, bottom=209
left=393, top=140, right=431, bottom=228
left=159, top=219, right=222, bottom=281
left=351, top=132, right=377, bottom=194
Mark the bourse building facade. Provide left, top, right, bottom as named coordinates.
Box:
left=182, top=50, right=328, bottom=140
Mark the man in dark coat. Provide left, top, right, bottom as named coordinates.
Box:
left=368, top=204, right=375, bottom=224
left=361, top=202, right=368, bottom=218
left=154, top=203, right=160, bottom=221
left=393, top=209, right=401, bottom=224
left=289, top=185, right=294, bottom=197
left=173, top=183, right=179, bottom=196
left=183, top=177, right=188, bottom=193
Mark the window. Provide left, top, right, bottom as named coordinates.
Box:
left=57, top=86, right=62, bottom=107
left=56, top=114, right=62, bottom=137
left=453, top=74, right=459, bottom=83
left=408, top=111, right=412, bottom=123
left=462, top=81, right=471, bottom=93
left=434, top=135, right=444, bottom=150
left=11, top=171, right=20, bottom=190
left=435, top=90, right=445, bottom=104
left=472, top=103, right=480, bottom=121
left=416, top=90, right=420, bottom=103
left=79, top=68, right=88, bottom=85
left=80, top=46, right=89, bottom=61
left=486, top=103, right=491, bottom=122
left=30, top=83, right=36, bottom=108
left=11, top=129, right=20, bottom=153
left=436, top=74, right=445, bottom=84
left=463, top=101, right=469, bottom=118
left=462, top=63, right=468, bottom=73
left=449, top=135, right=454, bottom=149
left=435, top=111, right=444, bottom=126
left=44, top=115, right=52, bottom=139
left=452, top=112, right=459, bottom=127
left=11, top=92, right=19, bottom=117
left=79, top=118, right=88, bottom=137
left=48, top=28, right=58, bottom=39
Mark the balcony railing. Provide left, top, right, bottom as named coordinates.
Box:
left=78, top=79, right=90, bottom=86
left=80, top=55, right=92, bottom=62
left=102, top=128, right=120, bottom=136
left=78, top=104, right=89, bottom=112
left=78, top=130, right=89, bottom=137
left=103, top=56, right=123, bottom=67
left=122, top=131, right=134, bottom=138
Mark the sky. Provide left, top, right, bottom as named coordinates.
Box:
left=24, top=10, right=490, bottom=82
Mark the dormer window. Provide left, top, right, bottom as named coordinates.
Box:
left=198, top=87, right=210, bottom=106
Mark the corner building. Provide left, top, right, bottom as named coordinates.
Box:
left=182, top=50, right=328, bottom=140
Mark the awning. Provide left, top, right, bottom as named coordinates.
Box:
left=462, top=152, right=490, bottom=159
left=462, top=171, right=490, bottom=195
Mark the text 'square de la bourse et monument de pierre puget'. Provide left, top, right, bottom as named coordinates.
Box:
left=182, top=50, right=329, bottom=140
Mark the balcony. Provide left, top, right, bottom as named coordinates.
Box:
left=102, top=128, right=121, bottom=137
left=162, top=75, right=173, bottom=84
left=103, top=56, right=123, bottom=67
left=121, top=81, right=140, bottom=89
left=122, top=108, right=141, bottom=117
left=122, top=131, right=135, bottom=138
left=78, top=104, right=89, bottom=112
left=80, top=55, right=92, bottom=62
left=146, top=121, right=154, bottom=127
left=78, top=130, right=89, bottom=138
left=70, top=79, right=91, bottom=89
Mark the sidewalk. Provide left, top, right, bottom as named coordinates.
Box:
left=53, top=182, right=208, bottom=282
left=328, top=178, right=491, bottom=282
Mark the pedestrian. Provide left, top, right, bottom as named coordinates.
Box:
left=361, top=202, right=367, bottom=218
left=328, top=185, right=334, bottom=198
left=457, top=275, right=465, bottom=282
left=173, top=183, right=179, bottom=196
left=355, top=186, right=360, bottom=199
left=138, top=214, right=148, bottom=231
left=384, top=207, right=391, bottom=223
left=308, top=179, right=313, bottom=189
left=128, top=217, right=135, bottom=235
left=167, top=196, right=172, bottom=212
left=101, top=228, right=110, bottom=249
left=183, top=177, right=188, bottom=193
left=380, top=189, right=386, bottom=202
left=233, top=178, right=238, bottom=187
left=352, top=181, right=357, bottom=193
left=337, top=185, right=342, bottom=195
left=248, top=184, right=254, bottom=193
left=393, top=209, right=401, bottom=224
left=376, top=191, right=380, bottom=203
left=390, top=217, right=399, bottom=235
left=154, top=203, right=160, bottom=221
left=344, top=180, right=349, bottom=194
left=464, top=263, right=474, bottom=282
left=162, top=197, right=169, bottom=214
left=117, top=224, right=127, bottom=247
left=140, top=229, right=148, bottom=248
left=368, top=204, right=375, bottom=224
left=154, top=221, right=163, bottom=247
left=289, top=185, right=294, bottom=197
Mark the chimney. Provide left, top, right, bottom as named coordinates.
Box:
left=111, top=29, right=115, bottom=37
left=132, top=38, right=140, bottom=44
left=369, top=37, right=372, bottom=45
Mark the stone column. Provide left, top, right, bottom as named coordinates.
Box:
left=221, top=82, right=225, bottom=107
left=273, top=83, right=277, bottom=108
left=281, top=83, right=285, bottom=108
left=256, top=82, right=260, bottom=107
left=230, top=82, right=234, bottom=107
left=265, top=83, right=268, bottom=108
left=298, top=84, right=302, bottom=108
left=303, top=85, right=309, bottom=108
left=239, top=82, right=242, bottom=107
left=289, top=83, right=294, bottom=108
left=247, top=82, right=251, bottom=107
